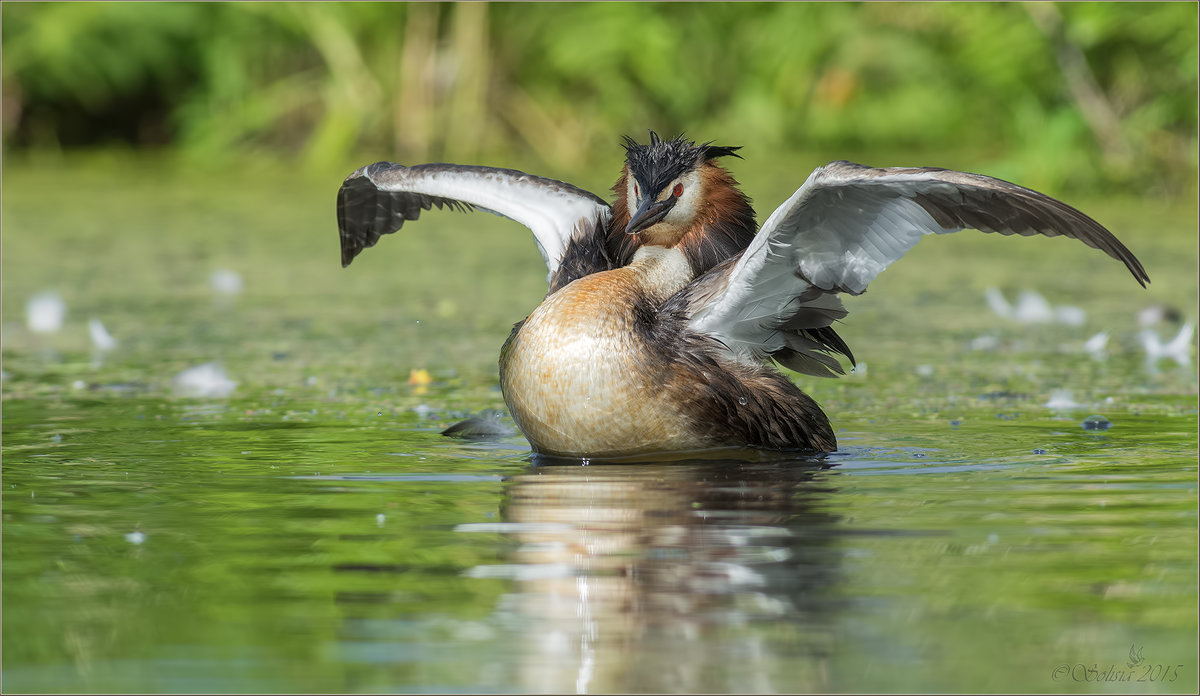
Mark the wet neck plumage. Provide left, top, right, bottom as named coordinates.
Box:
left=628, top=245, right=694, bottom=305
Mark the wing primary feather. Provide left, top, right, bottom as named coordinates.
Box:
left=804, top=326, right=855, bottom=366
left=901, top=172, right=1149, bottom=287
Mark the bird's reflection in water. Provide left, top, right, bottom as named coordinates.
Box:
left=464, top=453, right=843, bottom=694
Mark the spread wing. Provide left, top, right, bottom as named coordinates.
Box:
left=684, top=160, right=1150, bottom=376
left=337, top=162, right=611, bottom=282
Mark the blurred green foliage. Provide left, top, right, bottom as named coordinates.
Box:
left=3, top=2, right=1196, bottom=194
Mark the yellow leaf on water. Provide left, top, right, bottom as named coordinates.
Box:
left=408, top=369, right=433, bottom=394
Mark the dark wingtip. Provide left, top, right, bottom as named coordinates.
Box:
left=339, top=218, right=368, bottom=267
left=1130, top=254, right=1151, bottom=288
left=340, top=229, right=355, bottom=268
left=337, top=185, right=357, bottom=268
left=1105, top=231, right=1150, bottom=288
left=340, top=238, right=362, bottom=266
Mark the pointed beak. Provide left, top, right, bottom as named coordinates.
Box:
left=624, top=195, right=676, bottom=236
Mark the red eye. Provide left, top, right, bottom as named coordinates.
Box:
left=673, top=183, right=683, bottom=197
left=633, top=183, right=639, bottom=197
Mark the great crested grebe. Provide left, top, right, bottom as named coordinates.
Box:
left=337, top=132, right=1148, bottom=458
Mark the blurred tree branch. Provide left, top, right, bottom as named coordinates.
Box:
left=394, top=3, right=437, bottom=161
left=1025, top=2, right=1133, bottom=172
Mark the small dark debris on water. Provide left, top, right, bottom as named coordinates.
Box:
left=1081, top=415, right=1112, bottom=431
left=441, top=411, right=516, bottom=441
left=1032, top=448, right=1048, bottom=454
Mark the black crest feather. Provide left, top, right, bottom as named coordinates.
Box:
left=621, top=131, right=742, bottom=195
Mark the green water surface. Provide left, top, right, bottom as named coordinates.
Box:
left=3, top=154, right=1197, bottom=693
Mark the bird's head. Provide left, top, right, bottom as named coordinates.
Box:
left=619, top=132, right=742, bottom=245
left=611, top=132, right=756, bottom=274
